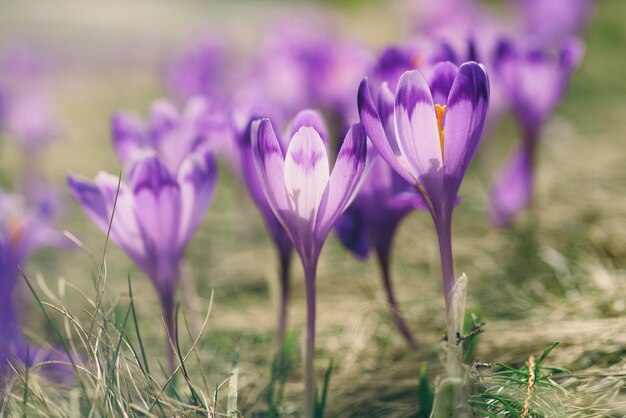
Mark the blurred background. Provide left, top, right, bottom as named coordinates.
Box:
left=0, top=0, right=625, bottom=416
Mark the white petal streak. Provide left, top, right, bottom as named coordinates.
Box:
left=394, top=71, right=442, bottom=179
left=283, top=126, right=330, bottom=226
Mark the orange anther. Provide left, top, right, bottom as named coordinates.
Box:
left=412, top=54, right=423, bottom=69
left=435, top=104, right=446, bottom=158
left=9, top=218, right=24, bottom=248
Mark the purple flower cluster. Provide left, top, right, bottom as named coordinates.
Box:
left=114, top=2, right=587, bottom=412
left=0, top=0, right=591, bottom=412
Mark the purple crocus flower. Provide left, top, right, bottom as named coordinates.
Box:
left=244, top=15, right=371, bottom=129
left=406, top=0, right=480, bottom=36
left=513, top=0, right=595, bottom=41
left=1, top=90, right=61, bottom=152
left=488, top=37, right=584, bottom=227
left=235, top=109, right=332, bottom=348
left=111, top=97, right=227, bottom=172
left=252, top=114, right=367, bottom=418
left=335, top=152, right=426, bottom=346
left=371, top=41, right=459, bottom=94
left=0, top=47, right=61, bottom=153
left=164, top=34, right=230, bottom=101
left=0, top=188, right=74, bottom=387
left=68, top=148, right=217, bottom=371
left=369, top=35, right=488, bottom=101
left=312, top=40, right=372, bottom=126
left=358, top=61, right=489, bottom=310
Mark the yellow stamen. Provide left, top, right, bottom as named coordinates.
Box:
left=9, top=218, right=23, bottom=248
left=435, top=104, right=446, bottom=158
left=411, top=53, right=423, bottom=69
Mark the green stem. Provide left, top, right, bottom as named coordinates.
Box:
left=303, top=259, right=317, bottom=418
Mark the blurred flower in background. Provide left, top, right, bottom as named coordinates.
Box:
left=488, top=36, right=584, bottom=227
left=236, top=14, right=371, bottom=133
left=0, top=187, right=74, bottom=387
left=0, top=46, right=62, bottom=154
left=68, top=98, right=219, bottom=371
left=335, top=150, right=426, bottom=346
left=164, top=33, right=231, bottom=102
left=111, top=96, right=228, bottom=172
left=513, top=0, right=595, bottom=42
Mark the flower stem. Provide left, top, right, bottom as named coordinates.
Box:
left=375, top=247, right=417, bottom=348
left=160, top=291, right=176, bottom=374
left=0, top=295, right=20, bottom=388
left=277, top=249, right=292, bottom=351
left=523, top=127, right=540, bottom=213
left=434, top=214, right=455, bottom=312
left=522, top=128, right=539, bottom=163
left=303, top=259, right=317, bottom=418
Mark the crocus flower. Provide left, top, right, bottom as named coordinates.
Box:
left=371, top=42, right=457, bottom=94
left=405, top=0, right=504, bottom=59
left=253, top=114, right=367, bottom=418
left=1, top=90, right=61, bottom=152
left=245, top=15, right=371, bottom=129
left=335, top=152, right=426, bottom=346
left=488, top=37, right=584, bottom=227
left=164, top=34, right=230, bottom=101
left=0, top=188, right=74, bottom=387
left=359, top=61, right=488, bottom=414
left=0, top=47, right=61, bottom=153
left=236, top=109, right=331, bottom=347
left=358, top=61, right=489, bottom=310
left=369, top=36, right=510, bottom=129
left=513, top=0, right=595, bottom=42
left=68, top=147, right=217, bottom=371
left=406, top=0, right=480, bottom=35
left=111, top=97, right=228, bottom=172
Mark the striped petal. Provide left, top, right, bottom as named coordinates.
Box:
left=286, top=109, right=329, bottom=147
left=394, top=70, right=443, bottom=210
left=428, top=61, right=458, bottom=106
left=357, top=78, right=414, bottom=184
left=443, top=62, right=489, bottom=208
left=130, top=156, right=182, bottom=259
left=378, top=83, right=401, bottom=155
left=149, top=99, right=180, bottom=139
left=316, top=123, right=367, bottom=237
left=177, top=151, right=218, bottom=246
left=67, top=173, right=145, bottom=263
left=111, top=112, right=146, bottom=163
left=252, top=119, right=290, bottom=223
left=284, top=126, right=329, bottom=228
